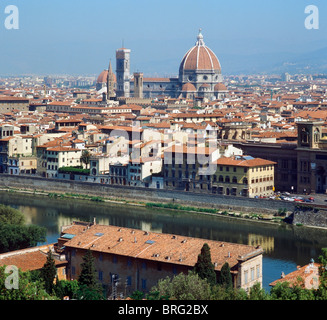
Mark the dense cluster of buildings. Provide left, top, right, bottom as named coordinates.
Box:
left=1, top=67, right=327, bottom=196
left=1, top=30, right=327, bottom=298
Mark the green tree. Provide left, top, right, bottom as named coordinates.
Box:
left=77, top=249, right=103, bottom=300
left=80, top=149, right=91, bottom=169
left=0, top=204, right=25, bottom=225
left=0, top=265, right=57, bottom=300
left=149, top=271, right=212, bottom=300
left=0, top=223, right=46, bottom=253
left=194, top=243, right=216, bottom=286
left=218, top=262, right=233, bottom=288
left=130, top=290, right=145, bottom=300
left=55, top=279, right=79, bottom=300
left=248, top=282, right=270, bottom=300
left=318, top=248, right=327, bottom=284
left=41, top=250, right=57, bottom=294
left=210, top=284, right=248, bottom=300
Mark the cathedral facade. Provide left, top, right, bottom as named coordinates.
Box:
left=96, top=30, right=228, bottom=101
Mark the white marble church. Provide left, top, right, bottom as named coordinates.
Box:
left=96, top=29, right=228, bottom=101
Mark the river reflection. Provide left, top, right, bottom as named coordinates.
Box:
left=1, top=191, right=327, bottom=291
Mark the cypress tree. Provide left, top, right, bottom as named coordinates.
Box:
left=194, top=243, right=217, bottom=286
left=77, top=249, right=103, bottom=300
left=218, top=262, right=233, bottom=288
left=78, top=249, right=98, bottom=289
left=41, top=250, right=57, bottom=294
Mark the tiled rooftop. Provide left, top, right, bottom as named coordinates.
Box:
left=0, top=244, right=67, bottom=272
left=61, top=223, right=263, bottom=271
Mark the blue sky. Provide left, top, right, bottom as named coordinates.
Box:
left=1, top=0, right=327, bottom=76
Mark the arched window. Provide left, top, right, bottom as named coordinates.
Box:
left=243, top=178, right=248, bottom=185
left=219, top=175, right=224, bottom=182
left=232, top=176, right=237, bottom=183
left=301, top=127, right=309, bottom=144
left=314, top=128, right=320, bottom=143
left=225, top=176, right=230, bottom=183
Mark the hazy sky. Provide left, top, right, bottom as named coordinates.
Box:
left=1, top=0, right=327, bottom=76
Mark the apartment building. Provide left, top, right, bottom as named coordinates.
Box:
left=0, top=133, right=34, bottom=173
left=45, top=146, right=82, bottom=178
left=59, top=221, right=263, bottom=296
left=212, top=156, right=276, bottom=198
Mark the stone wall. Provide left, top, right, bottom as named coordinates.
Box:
left=0, top=174, right=298, bottom=215
left=288, top=208, right=327, bottom=228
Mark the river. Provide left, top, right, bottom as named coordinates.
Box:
left=1, top=190, right=327, bottom=292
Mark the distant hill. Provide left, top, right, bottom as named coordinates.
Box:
left=220, top=46, right=327, bottom=75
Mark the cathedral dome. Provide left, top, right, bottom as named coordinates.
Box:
left=179, top=30, right=221, bottom=72
left=97, top=69, right=108, bottom=83
left=97, top=69, right=116, bottom=84
left=181, top=82, right=196, bottom=92
left=214, top=83, right=228, bottom=92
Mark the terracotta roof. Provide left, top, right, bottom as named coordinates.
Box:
left=180, top=31, right=221, bottom=71
left=61, top=223, right=263, bottom=271
left=270, top=262, right=320, bottom=289
left=214, top=156, right=276, bottom=167
left=0, top=244, right=67, bottom=272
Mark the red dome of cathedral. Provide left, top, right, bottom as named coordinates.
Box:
left=180, top=30, right=221, bottom=72
left=97, top=70, right=108, bottom=83
left=214, top=83, right=228, bottom=91
left=97, top=69, right=116, bottom=83
left=181, top=82, right=196, bottom=92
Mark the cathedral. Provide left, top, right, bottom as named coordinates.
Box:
left=96, top=29, right=228, bottom=101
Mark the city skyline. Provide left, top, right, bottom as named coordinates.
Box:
left=1, top=0, right=327, bottom=76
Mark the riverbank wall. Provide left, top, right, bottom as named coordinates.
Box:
left=0, top=174, right=296, bottom=215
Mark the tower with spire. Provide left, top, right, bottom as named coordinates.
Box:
left=107, top=60, right=115, bottom=100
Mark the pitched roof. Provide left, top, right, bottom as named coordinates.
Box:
left=60, top=223, right=263, bottom=271
left=0, top=244, right=67, bottom=272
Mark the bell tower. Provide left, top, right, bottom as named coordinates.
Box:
left=116, top=47, right=131, bottom=98
left=297, top=121, right=323, bottom=149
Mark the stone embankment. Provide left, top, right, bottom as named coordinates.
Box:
left=2, top=174, right=327, bottom=228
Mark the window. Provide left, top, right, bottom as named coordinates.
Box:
left=225, top=176, right=230, bottom=183
left=251, top=268, right=255, bottom=281
left=99, top=270, right=103, bottom=281
left=141, top=279, right=147, bottom=290
left=232, top=176, right=237, bottom=183
left=244, top=270, right=248, bottom=284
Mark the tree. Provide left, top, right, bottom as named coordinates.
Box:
left=248, top=282, right=270, bottom=300
left=149, top=271, right=212, bottom=300
left=0, top=223, right=46, bottom=253
left=0, top=204, right=25, bottom=225
left=218, top=262, right=233, bottom=288
left=41, top=250, right=57, bottom=294
left=77, top=249, right=103, bottom=300
left=194, top=243, right=216, bottom=286
left=55, top=279, right=79, bottom=300
left=80, top=149, right=91, bottom=169
left=0, top=266, right=57, bottom=300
